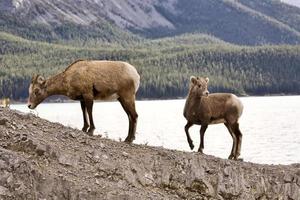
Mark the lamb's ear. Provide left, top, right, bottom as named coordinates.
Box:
left=37, top=75, right=46, bottom=85
left=190, top=76, right=197, bottom=85
left=205, top=77, right=209, bottom=83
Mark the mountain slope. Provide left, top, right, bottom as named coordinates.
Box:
left=0, top=0, right=300, bottom=45
left=240, top=0, right=300, bottom=33
left=1, top=108, right=299, bottom=199
left=1, top=31, right=300, bottom=100
left=141, top=0, right=300, bottom=45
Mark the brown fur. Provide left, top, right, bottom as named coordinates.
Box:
left=183, top=76, right=243, bottom=160
left=28, top=60, right=140, bottom=143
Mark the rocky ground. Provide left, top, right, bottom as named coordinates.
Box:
left=0, top=108, right=299, bottom=200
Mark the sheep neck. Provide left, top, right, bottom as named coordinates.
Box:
left=189, top=91, right=203, bottom=102
left=46, top=73, right=67, bottom=97
left=184, top=91, right=204, bottom=115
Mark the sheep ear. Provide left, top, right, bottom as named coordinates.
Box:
left=31, top=74, right=38, bottom=83
left=37, top=75, right=46, bottom=85
left=190, top=76, right=197, bottom=85
left=205, top=77, right=209, bottom=83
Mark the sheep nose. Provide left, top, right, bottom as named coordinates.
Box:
left=205, top=91, right=209, bottom=96
left=28, top=104, right=31, bottom=109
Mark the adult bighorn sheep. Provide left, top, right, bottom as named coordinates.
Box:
left=28, top=60, right=140, bottom=143
left=183, top=76, right=243, bottom=160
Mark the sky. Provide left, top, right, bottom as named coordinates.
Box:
left=281, top=0, right=300, bottom=7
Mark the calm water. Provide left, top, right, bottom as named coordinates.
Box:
left=12, top=96, right=300, bottom=165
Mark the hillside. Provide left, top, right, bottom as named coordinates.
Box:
left=0, top=0, right=300, bottom=45
left=0, top=108, right=299, bottom=199
left=1, top=30, right=300, bottom=100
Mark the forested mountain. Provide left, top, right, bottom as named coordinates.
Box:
left=1, top=0, right=300, bottom=45
left=0, top=0, right=300, bottom=100
left=1, top=31, right=299, bottom=100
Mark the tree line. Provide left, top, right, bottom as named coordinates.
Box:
left=0, top=33, right=299, bottom=100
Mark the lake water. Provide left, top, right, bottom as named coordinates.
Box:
left=11, top=96, right=300, bottom=165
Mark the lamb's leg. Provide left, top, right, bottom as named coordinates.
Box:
left=85, top=99, right=95, bottom=135
left=185, top=122, right=194, bottom=150
left=198, top=125, right=208, bottom=153
left=233, top=122, right=243, bottom=160
left=80, top=100, right=89, bottom=132
left=224, top=123, right=237, bottom=160
left=118, top=96, right=138, bottom=143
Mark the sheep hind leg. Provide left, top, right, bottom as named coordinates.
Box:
left=118, top=96, right=138, bottom=143
left=233, top=122, right=243, bottom=160
left=224, top=122, right=237, bottom=160
left=185, top=122, right=194, bottom=150
left=198, top=125, right=208, bottom=153
left=85, top=99, right=95, bottom=136
left=80, top=100, right=89, bottom=132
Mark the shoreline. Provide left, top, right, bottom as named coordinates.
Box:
left=6, top=94, right=300, bottom=105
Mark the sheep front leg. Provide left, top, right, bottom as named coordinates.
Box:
left=185, top=122, right=194, bottom=150
left=198, top=125, right=208, bottom=153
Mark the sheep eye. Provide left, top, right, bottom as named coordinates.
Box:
left=34, top=89, right=40, bottom=95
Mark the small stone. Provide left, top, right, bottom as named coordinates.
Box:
left=36, top=144, right=47, bottom=156
left=69, top=132, right=78, bottom=138
left=58, top=154, right=79, bottom=167
left=224, top=167, right=231, bottom=177
left=0, top=160, right=7, bottom=169
left=20, top=134, right=28, bottom=141
left=284, top=174, right=293, bottom=183
left=122, top=151, right=129, bottom=157
left=0, top=117, right=9, bottom=126
left=99, top=143, right=105, bottom=148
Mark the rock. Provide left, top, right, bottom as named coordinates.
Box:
left=0, top=185, right=11, bottom=196
left=284, top=174, right=294, bottom=183
left=58, top=154, right=79, bottom=167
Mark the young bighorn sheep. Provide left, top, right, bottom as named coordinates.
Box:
left=28, top=60, right=140, bottom=143
left=183, top=76, right=243, bottom=160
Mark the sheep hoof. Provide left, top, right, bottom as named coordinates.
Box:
left=124, top=136, right=135, bottom=143
left=198, top=148, right=203, bottom=153
left=87, top=128, right=95, bottom=136
left=82, top=126, right=89, bottom=132
left=228, top=154, right=235, bottom=160
left=189, top=143, right=194, bottom=150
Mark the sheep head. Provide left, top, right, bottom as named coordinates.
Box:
left=189, top=76, right=210, bottom=97
left=28, top=75, right=47, bottom=109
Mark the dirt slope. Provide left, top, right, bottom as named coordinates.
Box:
left=0, top=108, right=299, bottom=199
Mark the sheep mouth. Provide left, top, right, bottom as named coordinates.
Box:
left=28, top=104, right=36, bottom=109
